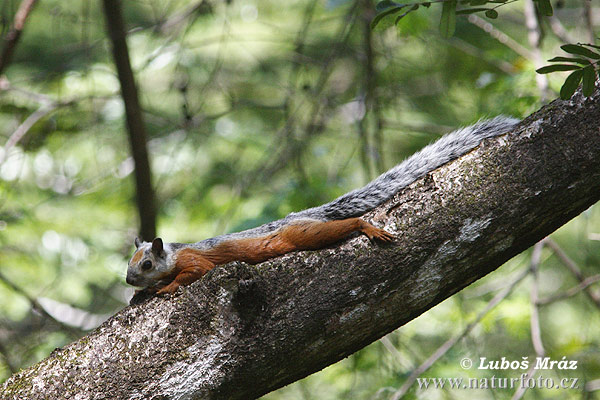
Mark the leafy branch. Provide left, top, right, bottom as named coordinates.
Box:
left=372, top=0, right=529, bottom=38
left=536, top=44, right=600, bottom=99
left=372, top=0, right=599, bottom=100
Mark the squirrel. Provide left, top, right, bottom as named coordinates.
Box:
left=127, top=116, right=518, bottom=295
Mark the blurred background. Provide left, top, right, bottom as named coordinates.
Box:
left=0, top=0, right=598, bottom=398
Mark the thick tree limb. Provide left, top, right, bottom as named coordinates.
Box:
left=2, top=88, right=600, bottom=399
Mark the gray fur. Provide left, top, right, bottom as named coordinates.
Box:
left=188, top=116, right=518, bottom=250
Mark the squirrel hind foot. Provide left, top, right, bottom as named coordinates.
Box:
left=360, top=222, right=394, bottom=243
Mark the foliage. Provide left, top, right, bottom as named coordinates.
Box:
left=371, top=0, right=539, bottom=36
left=0, top=0, right=599, bottom=398
left=373, top=0, right=600, bottom=100
left=536, top=44, right=600, bottom=98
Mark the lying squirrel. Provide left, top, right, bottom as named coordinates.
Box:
left=127, top=116, right=518, bottom=295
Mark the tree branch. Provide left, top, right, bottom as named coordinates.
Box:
left=545, top=237, right=600, bottom=308
left=524, top=0, right=550, bottom=101
left=0, top=0, right=38, bottom=76
left=0, top=104, right=56, bottom=165
left=2, top=87, right=600, bottom=399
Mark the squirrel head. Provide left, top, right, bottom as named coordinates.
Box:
left=126, top=237, right=170, bottom=288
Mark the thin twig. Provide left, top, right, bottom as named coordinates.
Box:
left=0, top=270, right=81, bottom=336
left=390, top=266, right=530, bottom=400
left=379, top=335, right=412, bottom=370
left=0, top=77, right=53, bottom=103
left=582, top=0, right=595, bottom=45
left=547, top=15, right=574, bottom=44
left=529, top=241, right=545, bottom=357
left=513, top=242, right=546, bottom=400
left=159, top=0, right=208, bottom=34
left=0, top=0, right=39, bottom=75
left=585, top=378, right=600, bottom=392
left=0, top=104, right=57, bottom=165
left=537, top=274, right=600, bottom=306
left=467, top=14, right=533, bottom=60
left=545, top=238, right=600, bottom=309
left=511, top=361, right=537, bottom=400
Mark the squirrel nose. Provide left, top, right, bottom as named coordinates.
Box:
left=126, top=272, right=136, bottom=285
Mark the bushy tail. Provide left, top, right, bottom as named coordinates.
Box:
left=294, top=116, right=519, bottom=221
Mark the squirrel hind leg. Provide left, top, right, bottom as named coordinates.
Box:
left=282, top=218, right=393, bottom=250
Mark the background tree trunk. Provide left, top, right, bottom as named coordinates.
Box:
left=102, top=0, right=157, bottom=241
left=2, top=88, right=599, bottom=399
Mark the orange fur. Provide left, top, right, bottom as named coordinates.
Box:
left=130, top=249, right=144, bottom=264
left=194, top=218, right=390, bottom=266
left=157, top=218, right=392, bottom=293
left=158, top=249, right=216, bottom=294
left=174, top=248, right=216, bottom=274
left=280, top=218, right=393, bottom=249
left=202, top=232, right=295, bottom=265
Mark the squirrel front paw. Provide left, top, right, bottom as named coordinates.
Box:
left=156, top=281, right=180, bottom=295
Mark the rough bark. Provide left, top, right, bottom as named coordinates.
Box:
left=102, top=0, right=157, bottom=241
left=2, top=88, right=600, bottom=399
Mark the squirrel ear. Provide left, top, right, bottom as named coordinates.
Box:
left=134, top=237, right=142, bottom=248
left=152, top=238, right=164, bottom=256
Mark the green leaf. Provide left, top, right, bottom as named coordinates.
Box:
left=394, top=4, right=419, bottom=24
left=582, top=65, right=597, bottom=96
left=536, top=64, right=581, bottom=74
left=535, top=0, right=553, bottom=16
left=371, top=5, right=405, bottom=30
left=484, top=8, right=498, bottom=18
left=440, top=0, right=457, bottom=39
left=422, top=2, right=431, bottom=7
left=456, top=7, right=490, bottom=14
left=560, top=69, right=583, bottom=100
left=548, top=56, right=591, bottom=65
left=375, top=0, right=404, bottom=12
left=469, top=0, right=488, bottom=5
left=561, top=44, right=600, bottom=60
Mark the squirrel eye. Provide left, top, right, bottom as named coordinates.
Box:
left=141, top=260, right=153, bottom=271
